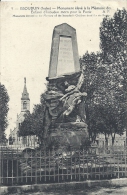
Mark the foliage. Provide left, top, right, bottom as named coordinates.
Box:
left=99, top=9, right=127, bottom=139
left=19, top=98, right=51, bottom=147
left=100, top=9, right=127, bottom=63
left=80, top=9, right=127, bottom=144
left=0, top=84, right=9, bottom=142
left=100, top=9, right=127, bottom=96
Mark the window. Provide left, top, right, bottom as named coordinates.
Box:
left=23, top=101, right=27, bottom=109
left=22, top=136, right=27, bottom=145
left=13, top=137, right=15, bottom=142
left=17, top=131, right=19, bottom=137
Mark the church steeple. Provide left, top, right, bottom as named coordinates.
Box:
left=21, top=78, right=30, bottom=112
left=21, top=78, right=29, bottom=100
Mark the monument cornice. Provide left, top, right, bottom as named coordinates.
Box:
left=46, top=70, right=81, bottom=82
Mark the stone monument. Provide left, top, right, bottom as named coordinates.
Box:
left=43, top=23, right=89, bottom=149
left=48, top=23, right=80, bottom=79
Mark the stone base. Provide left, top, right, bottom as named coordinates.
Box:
left=59, top=122, right=88, bottom=128
left=50, top=122, right=89, bottom=149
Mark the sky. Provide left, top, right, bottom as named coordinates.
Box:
left=1, top=1, right=125, bottom=137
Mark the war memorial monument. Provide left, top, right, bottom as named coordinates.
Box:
left=42, top=23, right=89, bottom=149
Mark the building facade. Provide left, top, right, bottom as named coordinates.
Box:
left=8, top=78, right=38, bottom=149
left=95, top=131, right=126, bottom=148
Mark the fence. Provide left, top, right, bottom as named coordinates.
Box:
left=0, top=145, right=127, bottom=186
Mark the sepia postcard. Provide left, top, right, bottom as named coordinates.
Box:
left=0, top=0, right=127, bottom=194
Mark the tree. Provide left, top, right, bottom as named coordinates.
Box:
left=80, top=52, right=107, bottom=141
left=80, top=51, right=126, bottom=144
left=0, top=84, right=9, bottom=143
left=80, top=9, right=127, bottom=144
left=100, top=9, right=127, bottom=100
left=99, top=9, right=127, bottom=140
left=19, top=97, right=52, bottom=147
left=100, top=9, right=127, bottom=63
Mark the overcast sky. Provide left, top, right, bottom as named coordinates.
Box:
left=1, top=1, right=124, bottom=137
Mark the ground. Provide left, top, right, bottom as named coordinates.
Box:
left=7, top=186, right=127, bottom=195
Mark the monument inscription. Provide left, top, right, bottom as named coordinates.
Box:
left=48, top=23, right=80, bottom=79
left=57, top=36, right=74, bottom=76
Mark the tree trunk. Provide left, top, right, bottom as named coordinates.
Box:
left=112, top=133, right=116, bottom=145
left=105, top=133, right=108, bottom=149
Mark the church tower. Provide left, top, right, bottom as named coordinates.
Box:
left=21, top=78, right=30, bottom=112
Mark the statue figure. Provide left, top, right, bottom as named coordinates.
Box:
left=59, top=69, right=87, bottom=118
left=42, top=68, right=87, bottom=124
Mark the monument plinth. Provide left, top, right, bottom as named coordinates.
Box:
left=43, top=23, right=89, bottom=149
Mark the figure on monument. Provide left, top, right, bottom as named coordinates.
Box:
left=59, top=69, right=87, bottom=119
left=44, top=23, right=88, bottom=126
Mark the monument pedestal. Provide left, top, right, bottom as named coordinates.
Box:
left=50, top=122, right=89, bottom=149
left=42, top=23, right=90, bottom=150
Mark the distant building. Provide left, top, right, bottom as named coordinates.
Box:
left=95, top=131, right=126, bottom=148
left=8, top=78, right=38, bottom=148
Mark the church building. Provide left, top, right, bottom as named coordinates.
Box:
left=8, top=78, right=38, bottom=148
